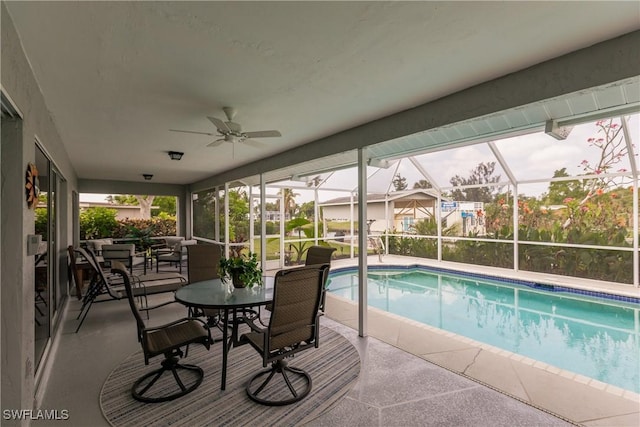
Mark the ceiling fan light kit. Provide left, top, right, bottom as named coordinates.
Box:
left=170, top=107, right=282, bottom=148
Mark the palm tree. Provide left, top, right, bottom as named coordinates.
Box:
left=277, top=188, right=299, bottom=219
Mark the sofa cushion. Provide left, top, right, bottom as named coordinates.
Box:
left=87, top=238, right=114, bottom=253
left=163, top=236, right=185, bottom=252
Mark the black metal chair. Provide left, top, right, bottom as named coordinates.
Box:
left=111, top=261, right=212, bottom=403
left=240, top=264, right=328, bottom=406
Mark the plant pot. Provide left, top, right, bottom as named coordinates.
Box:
left=231, top=271, right=247, bottom=288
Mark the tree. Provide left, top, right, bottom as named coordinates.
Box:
left=151, top=196, right=177, bottom=216
left=227, top=188, right=250, bottom=242
left=562, top=118, right=633, bottom=228
left=106, top=194, right=162, bottom=218
left=449, top=162, right=501, bottom=203
left=578, top=118, right=632, bottom=203
left=392, top=174, right=408, bottom=191
left=413, top=179, right=432, bottom=189
left=299, top=201, right=315, bottom=219
left=277, top=188, right=299, bottom=219
left=265, top=201, right=279, bottom=212
left=544, top=168, right=585, bottom=205
left=135, top=195, right=155, bottom=219
left=107, top=194, right=137, bottom=205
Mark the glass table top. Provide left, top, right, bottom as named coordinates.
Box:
left=175, top=277, right=274, bottom=309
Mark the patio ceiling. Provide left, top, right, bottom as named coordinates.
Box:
left=5, top=2, right=640, bottom=186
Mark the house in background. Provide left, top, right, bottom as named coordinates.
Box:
left=320, top=190, right=441, bottom=233
left=79, top=201, right=152, bottom=220
left=320, top=190, right=486, bottom=236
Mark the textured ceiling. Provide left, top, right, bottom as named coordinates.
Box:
left=5, top=1, right=640, bottom=184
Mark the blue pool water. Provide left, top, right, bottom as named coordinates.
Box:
left=327, top=266, right=640, bottom=393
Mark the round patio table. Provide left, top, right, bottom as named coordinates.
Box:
left=175, top=278, right=274, bottom=390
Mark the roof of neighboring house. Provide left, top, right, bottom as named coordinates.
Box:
left=80, top=202, right=142, bottom=210
left=319, top=189, right=444, bottom=206
left=79, top=202, right=158, bottom=210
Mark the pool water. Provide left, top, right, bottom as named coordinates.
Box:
left=327, top=267, right=640, bottom=393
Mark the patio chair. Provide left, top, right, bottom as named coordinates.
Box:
left=74, top=247, right=124, bottom=333
left=305, top=246, right=335, bottom=312
left=111, top=261, right=212, bottom=403
left=240, top=264, right=328, bottom=406
left=84, top=238, right=113, bottom=255
left=75, top=247, right=188, bottom=332
left=186, top=244, right=224, bottom=324
left=186, top=243, right=258, bottom=329
left=155, top=238, right=197, bottom=273
left=101, top=243, right=146, bottom=273
left=186, top=243, right=222, bottom=283
left=68, top=245, right=84, bottom=299
left=264, top=245, right=335, bottom=313
left=304, top=245, right=337, bottom=266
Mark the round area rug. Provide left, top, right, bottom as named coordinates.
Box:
left=100, top=326, right=360, bottom=426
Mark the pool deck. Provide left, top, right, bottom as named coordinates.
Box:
left=323, top=255, right=640, bottom=426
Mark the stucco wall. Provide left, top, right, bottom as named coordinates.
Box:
left=1, top=2, right=77, bottom=418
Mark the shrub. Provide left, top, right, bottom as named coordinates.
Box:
left=80, top=207, right=118, bottom=239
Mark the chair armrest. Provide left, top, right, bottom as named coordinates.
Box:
left=143, top=317, right=210, bottom=333
left=244, top=316, right=268, bottom=334
left=138, top=300, right=181, bottom=312
left=154, top=248, right=175, bottom=257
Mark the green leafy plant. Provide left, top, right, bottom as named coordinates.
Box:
left=219, top=252, right=263, bottom=288
left=126, top=224, right=155, bottom=251
left=79, top=207, right=118, bottom=239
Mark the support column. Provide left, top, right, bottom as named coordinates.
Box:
left=358, top=148, right=368, bottom=337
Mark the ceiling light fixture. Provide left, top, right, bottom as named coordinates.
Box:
left=142, top=174, right=153, bottom=181
left=168, top=151, right=184, bottom=161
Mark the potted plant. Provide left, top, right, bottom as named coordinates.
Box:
left=219, top=252, right=263, bottom=288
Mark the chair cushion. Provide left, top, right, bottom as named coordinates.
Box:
left=163, top=236, right=185, bottom=252
left=102, top=244, right=135, bottom=258
left=87, top=238, right=114, bottom=253
left=144, top=320, right=208, bottom=355
left=157, top=252, right=182, bottom=262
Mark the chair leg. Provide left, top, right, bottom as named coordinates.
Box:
left=246, top=359, right=312, bottom=406
left=131, top=356, right=204, bottom=403
left=75, top=299, right=94, bottom=333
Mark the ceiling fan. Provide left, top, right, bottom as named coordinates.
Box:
left=170, top=107, right=282, bottom=148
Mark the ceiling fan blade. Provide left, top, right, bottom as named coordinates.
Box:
left=169, top=129, right=215, bottom=136
left=242, top=138, right=266, bottom=148
left=207, top=139, right=226, bottom=147
left=243, top=130, right=282, bottom=138
left=207, top=116, right=231, bottom=133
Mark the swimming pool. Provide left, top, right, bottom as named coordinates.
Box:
left=327, top=265, right=640, bottom=394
